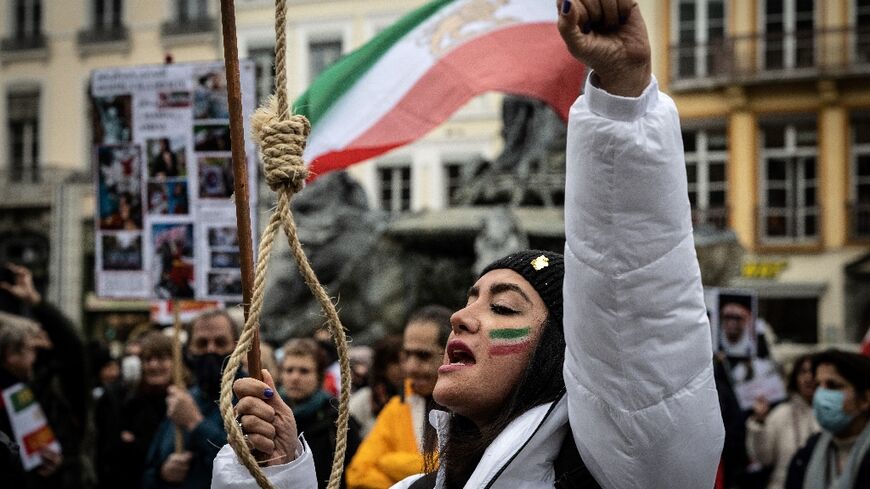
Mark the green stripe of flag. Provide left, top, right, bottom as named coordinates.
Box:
left=489, top=327, right=531, bottom=340
left=293, top=0, right=455, bottom=127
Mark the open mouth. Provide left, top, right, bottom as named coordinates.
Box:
left=446, top=340, right=476, bottom=366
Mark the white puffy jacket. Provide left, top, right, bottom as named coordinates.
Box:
left=212, top=74, right=725, bottom=489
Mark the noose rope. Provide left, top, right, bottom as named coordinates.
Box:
left=218, top=1, right=352, bottom=487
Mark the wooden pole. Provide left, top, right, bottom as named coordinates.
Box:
left=219, top=0, right=261, bottom=380
left=172, top=299, right=185, bottom=453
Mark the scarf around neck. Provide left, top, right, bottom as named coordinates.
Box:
left=804, top=423, right=870, bottom=489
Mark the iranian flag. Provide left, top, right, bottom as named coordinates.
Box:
left=295, top=0, right=585, bottom=176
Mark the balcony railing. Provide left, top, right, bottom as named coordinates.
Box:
left=77, top=25, right=129, bottom=45
left=0, top=34, right=46, bottom=52
left=670, top=26, right=870, bottom=89
left=161, top=17, right=215, bottom=38
left=757, top=205, right=820, bottom=245
left=692, top=206, right=728, bottom=231
left=849, top=201, right=870, bottom=240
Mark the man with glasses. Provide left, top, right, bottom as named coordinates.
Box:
left=346, top=305, right=452, bottom=489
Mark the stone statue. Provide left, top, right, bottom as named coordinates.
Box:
left=473, top=207, right=529, bottom=275
left=454, top=95, right=567, bottom=206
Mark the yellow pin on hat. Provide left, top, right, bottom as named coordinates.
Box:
left=530, top=255, right=549, bottom=271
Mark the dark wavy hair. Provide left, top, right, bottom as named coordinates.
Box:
left=422, top=315, right=566, bottom=488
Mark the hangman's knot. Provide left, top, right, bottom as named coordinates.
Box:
left=251, top=98, right=311, bottom=194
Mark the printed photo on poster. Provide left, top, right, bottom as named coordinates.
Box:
left=716, top=290, right=758, bottom=359
left=198, top=156, right=234, bottom=198
left=152, top=223, right=195, bottom=299
left=207, top=226, right=239, bottom=248
left=101, top=233, right=143, bottom=270
left=193, top=70, right=230, bottom=119
left=97, top=145, right=143, bottom=231
left=147, top=180, right=189, bottom=215
left=193, top=124, right=231, bottom=152
left=211, top=251, right=240, bottom=269
left=208, top=271, right=242, bottom=296
left=158, top=91, right=191, bottom=109
left=93, top=95, right=133, bottom=144
left=146, top=137, right=187, bottom=178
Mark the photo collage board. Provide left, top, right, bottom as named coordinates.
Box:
left=91, top=61, right=257, bottom=301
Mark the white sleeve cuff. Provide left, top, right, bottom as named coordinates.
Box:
left=583, top=72, right=659, bottom=122
left=212, top=435, right=319, bottom=489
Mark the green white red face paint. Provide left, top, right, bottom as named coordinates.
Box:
left=489, top=326, right=532, bottom=356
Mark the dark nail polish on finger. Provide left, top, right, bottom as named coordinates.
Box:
left=561, top=0, right=571, bottom=15
left=264, top=387, right=274, bottom=399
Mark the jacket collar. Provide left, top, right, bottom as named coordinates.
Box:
left=428, top=392, right=569, bottom=488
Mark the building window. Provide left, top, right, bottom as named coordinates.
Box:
left=92, top=0, right=122, bottom=31
left=249, top=46, right=275, bottom=105
left=1, top=0, right=44, bottom=52
left=684, top=128, right=728, bottom=229
left=378, top=165, right=411, bottom=213
left=672, top=0, right=726, bottom=80
left=161, top=0, right=211, bottom=38
left=759, top=120, right=818, bottom=243
left=762, top=0, right=815, bottom=71
left=444, top=161, right=464, bottom=207
left=13, top=0, right=42, bottom=40
left=851, top=113, right=870, bottom=238
left=176, top=0, right=208, bottom=22
left=7, top=90, right=40, bottom=183
left=308, top=38, right=342, bottom=83
left=856, top=0, right=870, bottom=63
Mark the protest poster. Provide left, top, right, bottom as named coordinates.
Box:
left=709, top=288, right=787, bottom=410
left=1, top=383, right=62, bottom=471
left=90, top=61, right=257, bottom=301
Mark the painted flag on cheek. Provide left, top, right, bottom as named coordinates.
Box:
left=489, top=326, right=532, bottom=356
left=294, top=0, right=585, bottom=177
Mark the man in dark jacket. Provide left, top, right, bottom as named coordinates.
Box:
left=142, top=309, right=238, bottom=489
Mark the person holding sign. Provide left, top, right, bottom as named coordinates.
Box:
left=0, top=264, right=88, bottom=489
left=212, top=2, right=724, bottom=488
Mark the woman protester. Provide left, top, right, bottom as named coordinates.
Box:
left=277, top=339, right=361, bottom=489
left=784, top=350, right=870, bottom=489
left=95, top=331, right=176, bottom=489
left=746, top=354, right=819, bottom=489
left=211, top=2, right=725, bottom=488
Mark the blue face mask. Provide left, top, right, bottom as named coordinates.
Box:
left=813, top=388, right=855, bottom=435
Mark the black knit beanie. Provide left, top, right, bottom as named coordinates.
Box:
left=479, top=250, right=564, bottom=326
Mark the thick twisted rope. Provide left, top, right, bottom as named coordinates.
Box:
left=218, top=1, right=352, bottom=488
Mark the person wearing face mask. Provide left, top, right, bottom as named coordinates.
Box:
left=277, top=338, right=361, bottom=488
left=784, top=350, right=870, bottom=489
left=746, top=354, right=819, bottom=489
left=212, top=2, right=724, bottom=488
left=143, top=310, right=239, bottom=489
left=345, top=306, right=452, bottom=489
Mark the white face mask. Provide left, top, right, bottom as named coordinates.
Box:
left=121, top=355, right=141, bottom=385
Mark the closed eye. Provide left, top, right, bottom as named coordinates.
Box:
left=491, top=304, right=519, bottom=315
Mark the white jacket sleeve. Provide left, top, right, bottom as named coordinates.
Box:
left=211, top=436, right=318, bottom=489
left=563, top=74, right=724, bottom=489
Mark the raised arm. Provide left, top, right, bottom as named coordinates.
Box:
left=557, top=2, right=724, bottom=488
